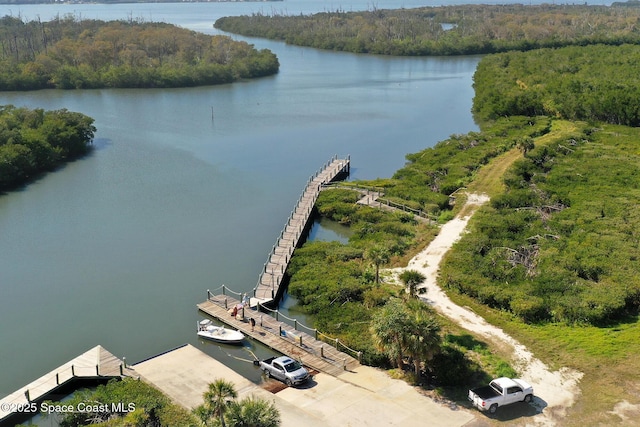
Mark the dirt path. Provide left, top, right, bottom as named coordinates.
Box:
left=387, top=193, right=583, bottom=426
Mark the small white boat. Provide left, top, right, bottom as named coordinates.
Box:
left=197, top=319, right=245, bottom=345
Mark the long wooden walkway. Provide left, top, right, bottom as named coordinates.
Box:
left=0, top=346, right=128, bottom=424
left=254, top=155, right=350, bottom=305
left=198, top=295, right=360, bottom=377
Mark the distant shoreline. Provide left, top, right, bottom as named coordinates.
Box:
left=0, top=0, right=283, bottom=4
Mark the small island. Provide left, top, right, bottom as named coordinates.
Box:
left=0, top=15, right=279, bottom=90
left=0, top=105, right=95, bottom=192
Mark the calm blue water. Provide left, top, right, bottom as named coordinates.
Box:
left=0, top=0, right=487, bottom=398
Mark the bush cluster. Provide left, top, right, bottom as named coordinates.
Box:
left=440, top=123, right=640, bottom=324
left=473, top=44, right=640, bottom=126
left=0, top=105, right=95, bottom=191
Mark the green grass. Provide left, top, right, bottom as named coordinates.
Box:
left=444, top=265, right=640, bottom=426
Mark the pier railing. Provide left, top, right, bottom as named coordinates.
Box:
left=206, top=285, right=362, bottom=363
left=321, top=182, right=436, bottom=223
left=254, top=155, right=351, bottom=303
left=0, top=346, right=126, bottom=422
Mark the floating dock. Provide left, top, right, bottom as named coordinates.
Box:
left=198, top=293, right=360, bottom=376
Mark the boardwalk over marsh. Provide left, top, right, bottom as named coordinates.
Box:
left=198, top=294, right=360, bottom=377
left=254, top=155, right=350, bottom=305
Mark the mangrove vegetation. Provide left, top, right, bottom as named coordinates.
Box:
left=0, top=15, right=279, bottom=90
left=215, top=3, right=640, bottom=56
left=473, top=43, right=640, bottom=126
left=0, top=104, right=95, bottom=192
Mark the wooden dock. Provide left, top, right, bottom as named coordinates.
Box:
left=198, top=294, right=360, bottom=376
left=254, top=155, right=350, bottom=305
left=0, top=345, right=127, bottom=424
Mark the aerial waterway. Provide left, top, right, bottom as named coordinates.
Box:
left=0, top=1, right=480, bottom=397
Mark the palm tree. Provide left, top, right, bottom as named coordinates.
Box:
left=199, top=379, right=238, bottom=427
left=366, top=246, right=390, bottom=284
left=398, top=269, right=426, bottom=298
left=225, top=396, right=280, bottom=427
left=404, top=301, right=441, bottom=378
left=371, top=298, right=411, bottom=369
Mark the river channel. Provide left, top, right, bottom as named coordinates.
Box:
left=0, top=0, right=485, bottom=400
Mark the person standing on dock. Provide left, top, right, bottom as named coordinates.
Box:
left=250, top=317, right=256, bottom=332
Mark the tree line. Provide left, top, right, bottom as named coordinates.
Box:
left=473, top=44, right=640, bottom=126
left=215, top=3, right=640, bottom=56
left=0, top=15, right=279, bottom=90
left=0, top=105, right=95, bottom=191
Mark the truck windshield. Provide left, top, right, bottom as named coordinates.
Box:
left=284, top=361, right=302, bottom=372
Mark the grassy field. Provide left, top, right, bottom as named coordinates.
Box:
left=449, top=292, right=640, bottom=426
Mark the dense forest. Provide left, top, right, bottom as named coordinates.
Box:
left=0, top=15, right=279, bottom=90
left=473, top=44, right=640, bottom=126
left=0, top=105, right=95, bottom=191
left=215, top=4, right=640, bottom=56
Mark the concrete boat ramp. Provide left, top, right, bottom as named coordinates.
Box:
left=1, top=344, right=477, bottom=427
left=131, top=344, right=477, bottom=427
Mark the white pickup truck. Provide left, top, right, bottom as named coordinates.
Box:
left=468, top=377, right=534, bottom=414
left=258, top=356, right=310, bottom=386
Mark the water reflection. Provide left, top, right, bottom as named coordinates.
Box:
left=307, top=216, right=353, bottom=244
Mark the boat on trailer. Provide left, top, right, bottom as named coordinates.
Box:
left=197, top=319, right=245, bottom=345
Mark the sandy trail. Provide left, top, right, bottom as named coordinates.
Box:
left=386, top=193, right=582, bottom=426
